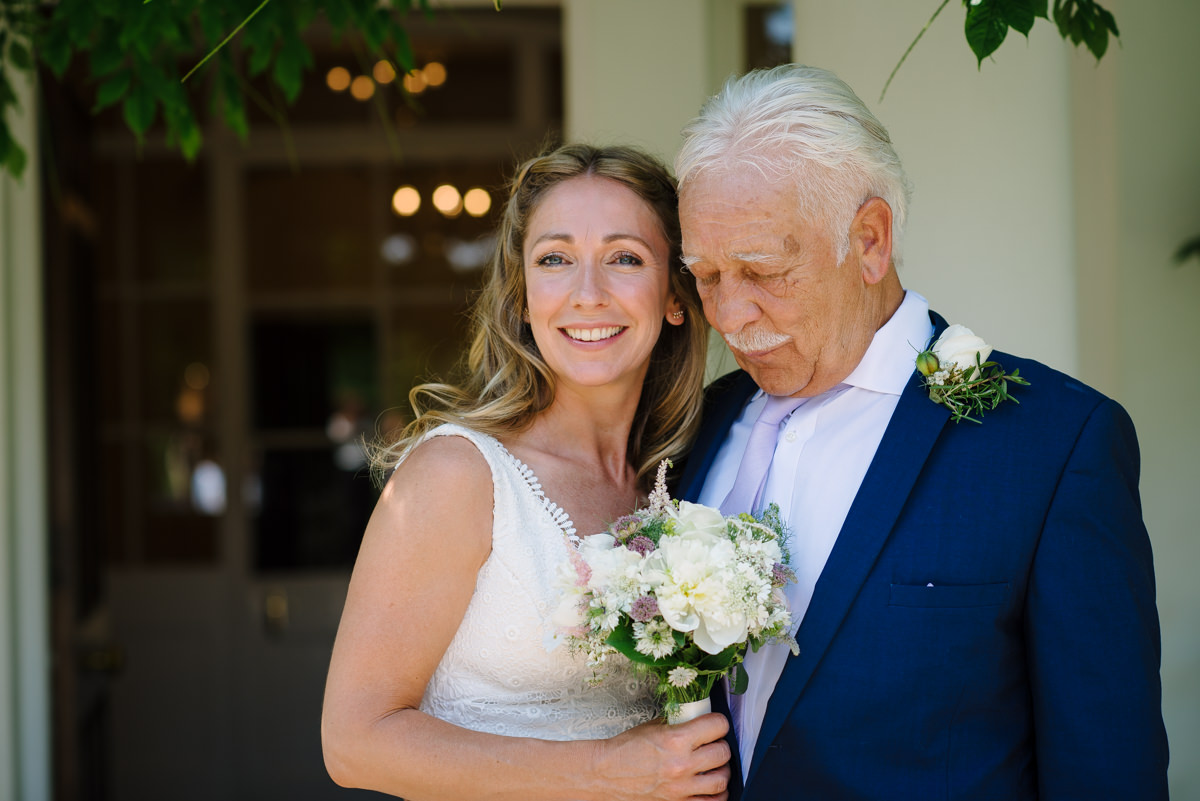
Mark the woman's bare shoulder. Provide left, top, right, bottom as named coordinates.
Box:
left=375, top=432, right=494, bottom=547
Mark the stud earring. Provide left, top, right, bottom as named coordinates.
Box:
left=670, top=310, right=684, bottom=321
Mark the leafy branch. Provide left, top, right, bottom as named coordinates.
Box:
left=881, top=0, right=1119, bottom=101
left=0, top=0, right=432, bottom=180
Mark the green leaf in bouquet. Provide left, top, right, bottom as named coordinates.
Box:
left=693, top=642, right=740, bottom=673
left=731, top=663, right=749, bottom=695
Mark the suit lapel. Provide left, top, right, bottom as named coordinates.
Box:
left=746, top=312, right=952, bottom=787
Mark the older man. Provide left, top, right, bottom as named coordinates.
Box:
left=675, top=65, right=1168, bottom=800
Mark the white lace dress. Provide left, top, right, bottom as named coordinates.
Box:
left=414, top=423, right=657, bottom=740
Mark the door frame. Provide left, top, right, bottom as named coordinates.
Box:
left=0, top=67, right=52, bottom=801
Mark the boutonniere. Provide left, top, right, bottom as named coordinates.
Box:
left=915, top=324, right=1029, bottom=424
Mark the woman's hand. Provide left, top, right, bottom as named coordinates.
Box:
left=585, top=713, right=731, bottom=801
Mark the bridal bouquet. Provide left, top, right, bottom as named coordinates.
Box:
left=554, top=462, right=798, bottom=723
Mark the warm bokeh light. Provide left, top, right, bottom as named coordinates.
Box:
left=403, top=70, right=428, bottom=94
left=432, top=184, right=463, bottom=217
left=423, top=61, right=447, bottom=87
left=350, top=75, right=376, bottom=101
left=326, top=66, right=351, bottom=92
left=373, top=60, right=397, bottom=84
left=463, top=188, right=492, bottom=217
left=392, top=185, right=421, bottom=216
left=184, top=362, right=210, bottom=391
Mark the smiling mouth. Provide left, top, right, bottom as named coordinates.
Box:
left=563, top=326, right=626, bottom=342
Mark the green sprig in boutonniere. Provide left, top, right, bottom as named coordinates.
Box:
left=915, top=324, right=1029, bottom=424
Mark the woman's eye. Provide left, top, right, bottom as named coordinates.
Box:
left=613, top=251, right=644, bottom=266
left=536, top=253, right=567, bottom=266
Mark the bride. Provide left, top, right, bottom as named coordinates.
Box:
left=321, top=144, right=731, bottom=800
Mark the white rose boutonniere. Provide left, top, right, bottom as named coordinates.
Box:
left=915, top=324, right=1029, bottom=423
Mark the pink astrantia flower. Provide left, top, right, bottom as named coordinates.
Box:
left=630, top=595, right=660, bottom=622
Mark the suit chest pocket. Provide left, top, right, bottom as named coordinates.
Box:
left=888, top=582, right=1011, bottom=609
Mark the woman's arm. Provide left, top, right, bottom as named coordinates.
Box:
left=320, top=435, right=730, bottom=801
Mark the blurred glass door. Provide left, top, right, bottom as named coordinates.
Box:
left=50, top=8, right=563, bottom=800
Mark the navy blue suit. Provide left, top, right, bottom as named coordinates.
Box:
left=676, top=312, right=1169, bottom=800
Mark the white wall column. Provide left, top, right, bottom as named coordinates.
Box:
left=0, top=69, right=52, bottom=801
left=562, top=0, right=741, bottom=165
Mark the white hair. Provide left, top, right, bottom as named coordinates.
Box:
left=676, top=64, right=912, bottom=265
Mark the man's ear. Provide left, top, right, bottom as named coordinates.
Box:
left=850, top=197, right=893, bottom=285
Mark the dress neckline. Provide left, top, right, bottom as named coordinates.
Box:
left=491, top=438, right=581, bottom=546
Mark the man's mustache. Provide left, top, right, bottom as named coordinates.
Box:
left=724, top=328, right=793, bottom=354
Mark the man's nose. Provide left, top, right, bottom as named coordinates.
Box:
left=706, top=281, right=760, bottom=334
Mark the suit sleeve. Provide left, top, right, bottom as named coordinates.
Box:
left=1025, top=399, right=1169, bottom=799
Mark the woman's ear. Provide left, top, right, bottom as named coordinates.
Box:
left=665, top=294, right=685, bottom=326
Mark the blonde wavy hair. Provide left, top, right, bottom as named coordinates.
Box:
left=371, top=143, right=708, bottom=488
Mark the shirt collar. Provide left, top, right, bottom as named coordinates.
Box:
left=841, top=290, right=933, bottom=396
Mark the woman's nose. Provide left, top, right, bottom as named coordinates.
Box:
left=570, top=260, right=609, bottom=307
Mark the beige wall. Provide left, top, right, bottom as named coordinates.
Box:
left=0, top=69, right=51, bottom=801
left=1098, top=1, right=1200, bottom=796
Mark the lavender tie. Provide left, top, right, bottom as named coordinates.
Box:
left=720, top=393, right=804, bottom=746
left=720, top=394, right=806, bottom=516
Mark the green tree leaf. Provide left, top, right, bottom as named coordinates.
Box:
left=272, top=31, right=312, bottom=104
left=39, top=22, right=75, bottom=77
left=1097, top=4, right=1119, bottom=35
left=0, top=69, right=16, bottom=109
left=93, top=70, right=131, bottom=113
left=395, top=25, right=416, bottom=73
left=166, top=104, right=203, bottom=161
left=1000, top=0, right=1037, bottom=36
left=965, top=2, right=1009, bottom=65
left=1, top=122, right=28, bottom=179
left=8, top=40, right=34, bottom=72
left=89, top=28, right=126, bottom=77
left=122, top=82, right=157, bottom=139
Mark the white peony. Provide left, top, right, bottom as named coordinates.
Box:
left=643, top=531, right=751, bottom=654
left=931, top=324, right=993, bottom=380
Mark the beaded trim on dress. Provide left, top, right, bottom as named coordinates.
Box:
left=491, top=441, right=581, bottom=547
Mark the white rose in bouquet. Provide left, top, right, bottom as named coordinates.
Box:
left=932, top=324, right=993, bottom=380
left=671, top=501, right=728, bottom=538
